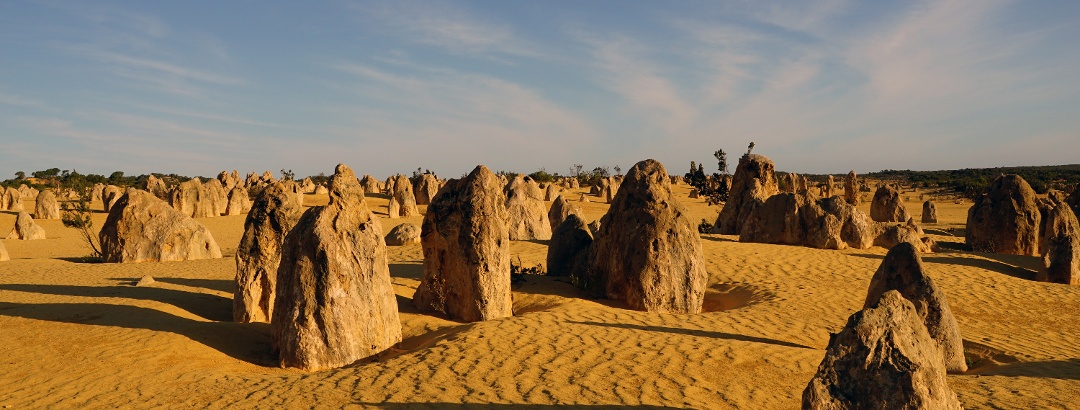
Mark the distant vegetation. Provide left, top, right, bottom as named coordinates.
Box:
left=2, top=168, right=194, bottom=190
left=862, top=164, right=1080, bottom=198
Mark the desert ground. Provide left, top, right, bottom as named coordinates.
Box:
left=1, top=183, right=1077, bottom=409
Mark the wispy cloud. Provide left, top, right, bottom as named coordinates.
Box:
left=351, top=1, right=538, bottom=58
left=0, top=89, right=44, bottom=107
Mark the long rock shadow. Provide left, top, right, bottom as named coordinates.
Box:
left=0, top=301, right=274, bottom=366
left=569, top=321, right=812, bottom=350
left=0, top=283, right=231, bottom=322
left=977, top=358, right=1080, bottom=380
left=150, top=277, right=235, bottom=294
left=923, top=255, right=1037, bottom=280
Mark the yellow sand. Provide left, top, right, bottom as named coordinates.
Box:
left=0, top=185, right=1077, bottom=409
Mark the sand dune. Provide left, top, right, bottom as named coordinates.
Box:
left=1, top=185, right=1078, bottom=408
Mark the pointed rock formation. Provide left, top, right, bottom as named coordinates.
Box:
left=413, top=174, right=440, bottom=206
left=870, top=184, right=910, bottom=222
left=34, top=189, right=61, bottom=220
left=922, top=200, right=938, bottom=223
left=234, top=182, right=302, bottom=323
left=548, top=194, right=584, bottom=231
left=7, top=211, right=46, bottom=240
left=505, top=175, right=552, bottom=240
left=576, top=159, right=706, bottom=313
left=225, top=186, right=251, bottom=216
left=712, top=154, right=779, bottom=234
left=360, top=175, right=381, bottom=195
left=803, top=290, right=962, bottom=409
left=966, top=174, right=1040, bottom=255
left=864, top=243, right=966, bottom=372
left=102, top=185, right=123, bottom=213
left=143, top=174, right=169, bottom=199
left=99, top=190, right=222, bottom=262
left=413, top=165, right=512, bottom=322
left=388, top=175, right=420, bottom=218
left=740, top=193, right=876, bottom=250
left=844, top=170, right=859, bottom=206
left=271, top=164, right=401, bottom=371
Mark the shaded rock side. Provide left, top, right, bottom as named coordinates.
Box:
left=870, top=185, right=910, bottom=222
left=864, top=243, right=967, bottom=372
left=271, top=164, right=401, bottom=371
left=966, top=174, right=1041, bottom=256
left=413, top=174, right=441, bottom=206
left=577, top=159, right=706, bottom=313
left=922, top=200, right=938, bottom=223
left=802, top=290, right=962, bottom=410
left=234, top=182, right=303, bottom=323
left=413, top=165, right=512, bottom=322
left=547, top=214, right=593, bottom=277
left=712, top=154, right=779, bottom=234
left=99, top=189, right=222, bottom=263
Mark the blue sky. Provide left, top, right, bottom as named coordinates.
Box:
left=2, top=1, right=1078, bottom=179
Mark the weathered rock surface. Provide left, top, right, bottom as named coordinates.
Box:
left=864, top=243, right=967, bottom=372
left=575, top=159, right=706, bottom=313
left=547, top=195, right=584, bottom=234
left=170, top=179, right=216, bottom=218
left=413, top=174, right=441, bottom=206
left=413, top=165, right=512, bottom=322
left=1040, top=235, right=1079, bottom=285
left=922, top=200, right=938, bottom=223
left=271, top=164, right=401, bottom=371
left=966, top=174, right=1041, bottom=255
left=388, top=175, right=420, bottom=218
left=0, top=240, right=9, bottom=261
left=802, top=290, right=962, bottom=409
left=1038, top=194, right=1080, bottom=256
left=7, top=211, right=46, bottom=240
left=740, top=194, right=876, bottom=250
left=225, top=186, right=251, bottom=216
left=2, top=187, right=23, bottom=211
left=34, top=190, right=61, bottom=220
left=143, top=174, right=169, bottom=199
left=360, top=175, right=381, bottom=195
left=505, top=175, right=552, bottom=240
left=544, top=184, right=560, bottom=201
left=102, top=185, right=122, bottom=213
left=234, top=182, right=302, bottom=323
left=844, top=170, right=858, bottom=206
left=547, top=214, right=593, bottom=277
left=874, top=220, right=933, bottom=253
left=870, top=185, right=910, bottom=222
left=384, top=223, right=421, bottom=246
left=99, top=189, right=222, bottom=262
left=91, top=183, right=105, bottom=204
left=204, top=180, right=228, bottom=216
left=712, top=154, right=779, bottom=234
left=218, top=170, right=241, bottom=193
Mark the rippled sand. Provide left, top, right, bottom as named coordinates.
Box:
left=1, top=184, right=1077, bottom=409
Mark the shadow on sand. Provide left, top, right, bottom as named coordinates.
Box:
left=568, top=321, right=812, bottom=350
left=0, top=300, right=274, bottom=366
left=0, top=283, right=231, bottom=321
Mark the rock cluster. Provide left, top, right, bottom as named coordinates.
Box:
left=99, top=189, right=222, bottom=262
